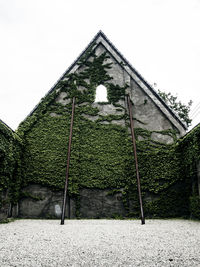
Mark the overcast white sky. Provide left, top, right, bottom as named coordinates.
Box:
left=0, top=0, right=200, bottom=130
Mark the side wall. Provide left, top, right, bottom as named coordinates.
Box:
left=0, top=121, right=22, bottom=222
left=177, top=124, right=200, bottom=219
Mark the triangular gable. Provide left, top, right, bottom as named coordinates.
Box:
left=26, top=31, right=186, bottom=135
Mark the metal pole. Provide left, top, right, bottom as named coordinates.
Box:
left=61, top=97, right=75, bottom=225
left=127, top=95, right=145, bottom=225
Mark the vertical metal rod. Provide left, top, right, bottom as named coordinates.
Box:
left=127, top=95, right=145, bottom=225
left=61, top=97, right=75, bottom=225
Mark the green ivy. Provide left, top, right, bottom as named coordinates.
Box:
left=0, top=121, right=22, bottom=213
left=14, top=50, right=200, bottom=219
left=190, top=196, right=200, bottom=219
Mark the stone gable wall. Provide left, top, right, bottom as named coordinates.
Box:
left=14, top=45, right=198, bottom=220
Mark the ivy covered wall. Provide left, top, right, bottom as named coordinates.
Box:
left=177, top=124, right=200, bottom=219
left=16, top=44, right=196, bottom=219
left=0, top=120, right=22, bottom=221
left=0, top=35, right=199, bottom=220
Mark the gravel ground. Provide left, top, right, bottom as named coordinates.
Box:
left=0, top=219, right=200, bottom=267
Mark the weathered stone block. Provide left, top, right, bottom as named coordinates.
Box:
left=19, top=184, right=75, bottom=219
left=56, top=92, right=71, bottom=106
left=79, top=189, right=126, bottom=218
left=0, top=190, right=10, bottom=221
left=151, top=132, right=174, bottom=144
left=50, top=112, right=61, bottom=117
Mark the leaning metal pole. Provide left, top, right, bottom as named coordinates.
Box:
left=61, top=96, right=76, bottom=225
left=127, top=95, right=145, bottom=225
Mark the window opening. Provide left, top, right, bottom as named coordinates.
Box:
left=95, top=84, right=108, bottom=102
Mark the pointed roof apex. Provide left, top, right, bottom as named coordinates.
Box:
left=93, top=30, right=106, bottom=37
left=95, top=30, right=105, bottom=35
left=26, top=31, right=187, bottom=134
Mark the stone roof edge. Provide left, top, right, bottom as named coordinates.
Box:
left=180, top=122, right=200, bottom=141
left=25, top=31, right=102, bottom=118
left=94, top=33, right=187, bottom=135
left=0, top=119, right=15, bottom=133
left=25, top=31, right=187, bottom=134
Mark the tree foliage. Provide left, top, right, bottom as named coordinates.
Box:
left=158, top=89, right=192, bottom=128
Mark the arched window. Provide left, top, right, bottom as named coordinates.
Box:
left=95, top=84, right=108, bottom=102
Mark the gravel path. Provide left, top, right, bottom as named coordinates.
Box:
left=0, top=219, right=200, bottom=266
